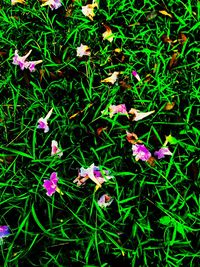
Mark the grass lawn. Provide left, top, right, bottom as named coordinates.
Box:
left=0, top=0, right=200, bottom=266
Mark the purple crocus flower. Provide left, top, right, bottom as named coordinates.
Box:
left=132, top=144, right=151, bottom=161
left=43, top=172, right=58, bottom=196
left=0, top=226, right=10, bottom=238
left=154, top=147, right=172, bottom=159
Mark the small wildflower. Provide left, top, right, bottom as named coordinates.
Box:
left=41, top=0, right=62, bottom=10
left=82, top=2, right=98, bottom=21
left=109, top=104, right=127, bottom=118
left=37, top=108, right=53, bottom=133
left=73, top=163, right=113, bottom=187
left=132, top=70, right=141, bottom=81
left=98, top=194, right=113, bottom=208
left=13, top=49, right=32, bottom=71
left=11, top=0, right=25, bottom=5
left=76, top=44, right=91, bottom=57
left=154, top=147, right=172, bottom=159
left=13, top=50, right=42, bottom=71
left=43, top=172, right=59, bottom=196
left=102, top=25, right=114, bottom=42
left=51, top=140, right=63, bottom=158
left=128, top=108, right=155, bottom=121
left=132, top=144, right=151, bottom=161
left=101, top=71, right=120, bottom=84
left=28, top=60, right=43, bottom=72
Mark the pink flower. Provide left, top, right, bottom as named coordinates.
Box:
left=51, top=140, right=63, bottom=158
left=41, top=0, right=62, bottom=10
left=28, top=60, right=43, bottom=72
left=13, top=50, right=42, bottom=71
left=98, top=194, right=113, bottom=208
left=77, top=44, right=91, bottom=57
left=132, top=70, right=141, bottom=81
left=37, top=108, right=53, bottom=133
left=154, top=147, right=172, bottom=159
left=13, top=49, right=32, bottom=70
left=106, top=104, right=127, bottom=118
left=73, top=163, right=113, bottom=187
left=132, top=144, right=151, bottom=161
left=43, top=172, right=58, bottom=196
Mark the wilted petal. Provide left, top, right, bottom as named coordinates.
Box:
left=126, top=131, right=143, bottom=144
left=128, top=108, right=155, bottom=121
left=98, top=194, right=113, bottom=208
left=102, top=25, right=114, bottom=42
left=101, top=72, right=120, bottom=85
left=11, top=0, right=25, bottom=5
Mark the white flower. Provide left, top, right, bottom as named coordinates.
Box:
left=76, top=44, right=91, bottom=57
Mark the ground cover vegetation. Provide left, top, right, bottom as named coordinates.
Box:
left=0, top=0, right=200, bottom=266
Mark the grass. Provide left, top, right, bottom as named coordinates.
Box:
left=0, top=0, right=200, bottom=266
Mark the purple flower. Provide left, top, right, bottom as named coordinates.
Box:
left=37, top=108, right=53, bottom=133
left=43, top=172, right=58, bottom=196
left=154, top=147, right=172, bottom=159
left=41, top=0, right=62, bottom=10
left=132, top=144, right=151, bottom=161
left=0, top=226, right=10, bottom=238
left=13, top=50, right=42, bottom=71
left=28, top=60, right=43, bottom=72
left=13, top=49, right=32, bottom=70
